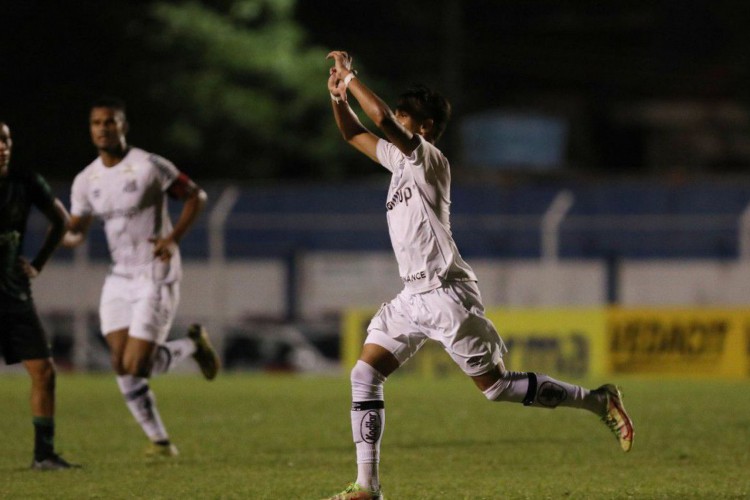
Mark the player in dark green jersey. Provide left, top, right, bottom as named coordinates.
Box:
left=0, top=121, right=79, bottom=470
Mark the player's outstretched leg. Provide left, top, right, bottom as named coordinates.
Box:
left=187, top=324, right=220, bottom=380
left=597, top=384, right=634, bottom=452
left=323, top=483, right=383, bottom=500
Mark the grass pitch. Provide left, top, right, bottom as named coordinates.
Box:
left=1, top=372, right=749, bottom=499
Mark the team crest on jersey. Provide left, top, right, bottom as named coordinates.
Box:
left=123, top=179, right=138, bottom=193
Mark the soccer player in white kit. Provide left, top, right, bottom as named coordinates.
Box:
left=63, top=98, right=220, bottom=457
left=323, top=51, right=635, bottom=500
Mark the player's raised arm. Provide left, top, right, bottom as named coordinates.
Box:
left=327, top=52, right=380, bottom=163
left=327, top=50, right=421, bottom=157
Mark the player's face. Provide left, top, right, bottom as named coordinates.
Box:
left=90, top=107, right=127, bottom=153
left=395, top=109, right=422, bottom=135
left=0, top=123, right=12, bottom=173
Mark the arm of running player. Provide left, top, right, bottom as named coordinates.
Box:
left=327, top=56, right=380, bottom=162
left=21, top=198, right=69, bottom=277
left=151, top=175, right=207, bottom=262
left=327, top=50, right=420, bottom=157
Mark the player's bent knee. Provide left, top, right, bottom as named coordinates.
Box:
left=351, top=360, right=386, bottom=401
left=28, top=360, right=56, bottom=391
left=482, top=376, right=511, bottom=401
left=123, top=357, right=152, bottom=378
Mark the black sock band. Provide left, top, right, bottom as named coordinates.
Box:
left=522, top=373, right=538, bottom=406
left=351, top=400, right=385, bottom=411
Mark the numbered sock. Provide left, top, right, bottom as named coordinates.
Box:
left=150, top=338, right=196, bottom=375
left=350, top=360, right=386, bottom=493
left=483, top=371, right=604, bottom=414
left=116, top=375, right=169, bottom=442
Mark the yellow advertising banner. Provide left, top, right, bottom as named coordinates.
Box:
left=488, top=308, right=607, bottom=378
left=606, top=308, right=750, bottom=377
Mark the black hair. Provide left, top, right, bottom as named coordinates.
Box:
left=395, top=84, right=451, bottom=143
left=90, top=96, right=127, bottom=116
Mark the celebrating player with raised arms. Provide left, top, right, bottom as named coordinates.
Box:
left=322, top=51, right=634, bottom=500
left=63, top=97, right=220, bottom=457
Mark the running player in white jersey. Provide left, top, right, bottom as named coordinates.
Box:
left=323, top=51, right=634, bottom=500
left=63, top=97, right=220, bottom=457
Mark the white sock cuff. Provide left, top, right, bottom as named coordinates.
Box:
left=351, top=360, right=386, bottom=401
left=116, top=374, right=147, bottom=394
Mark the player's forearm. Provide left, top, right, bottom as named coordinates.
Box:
left=347, top=76, right=394, bottom=132
left=31, top=203, right=67, bottom=271
left=169, top=188, right=207, bottom=243
left=332, top=100, right=370, bottom=142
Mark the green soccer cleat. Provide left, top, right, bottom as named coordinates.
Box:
left=599, top=384, right=634, bottom=452
left=31, top=453, right=81, bottom=471
left=187, top=323, right=220, bottom=380
left=145, top=441, right=179, bottom=458
left=323, top=483, right=383, bottom=500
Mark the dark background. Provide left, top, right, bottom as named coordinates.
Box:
left=2, top=0, right=750, bottom=182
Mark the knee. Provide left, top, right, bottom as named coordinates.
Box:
left=30, top=360, right=56, bottom=391
left=350, top=360, right=386, bottom=400
left=122, top=356, right=152, bottom=378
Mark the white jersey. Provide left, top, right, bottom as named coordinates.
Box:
left=70, top=147, right=182, bottom=282
left=376, top=136, right=476, bottom=294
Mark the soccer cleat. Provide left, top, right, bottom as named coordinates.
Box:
left=187, top=323, right=220, bottom=380
left=144, top=441, right=179, bottom=458
left=599, top=384, right=634, bottom=452
left=323, top=483, right=383, bottom=500
left=31, top=453, right=81, bottom=471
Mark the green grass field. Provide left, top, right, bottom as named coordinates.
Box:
left=1, top=372, right=749, bottom=499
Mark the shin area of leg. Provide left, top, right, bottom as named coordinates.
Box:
left=483, top=370, right=601, bottom=412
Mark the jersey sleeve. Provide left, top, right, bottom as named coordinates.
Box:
left=410, top=136, right=448, bottom=184
left=148, top=153, right=180, bottom=191
left=28, top=172, right=57, bottom=211
left=375, top=139, right=398, bottom=173
left=70, top=172, right=92, bottom=217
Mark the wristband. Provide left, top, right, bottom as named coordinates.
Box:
left=330, top=92, right=341, bottom=104
left=343, top=72, right=356, bottom=88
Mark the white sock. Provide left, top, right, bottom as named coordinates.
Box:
left=150, top=338, right=196, bottom=375
left=116, top=375, right=169, bottom=442
left=350, top=361, right=386, bottom=492
left=483, top=371, right=605, bottom=414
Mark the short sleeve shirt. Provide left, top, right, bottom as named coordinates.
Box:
left=376, top=136, right=476, bottom=294
left=70, top=147, right=182, bottom=281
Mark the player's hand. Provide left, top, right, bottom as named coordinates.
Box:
left=327, top=50, right=353, bottom=75
left=328, top=69, right=346, bottom=102
left=327, top=50, right=354, bottom=99
left=150, top=236, right=176, bottom=262
left=18, top=257, right=39, bottom=279
left=61, top=230, right=84, bottom=248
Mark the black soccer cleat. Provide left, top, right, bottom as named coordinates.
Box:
left=31, top=453, right=81, bottom=471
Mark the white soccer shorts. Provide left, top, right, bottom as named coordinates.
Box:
left=99, top=272, right=181, bottom=343
left=365, top=280, right=506, bottom=377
